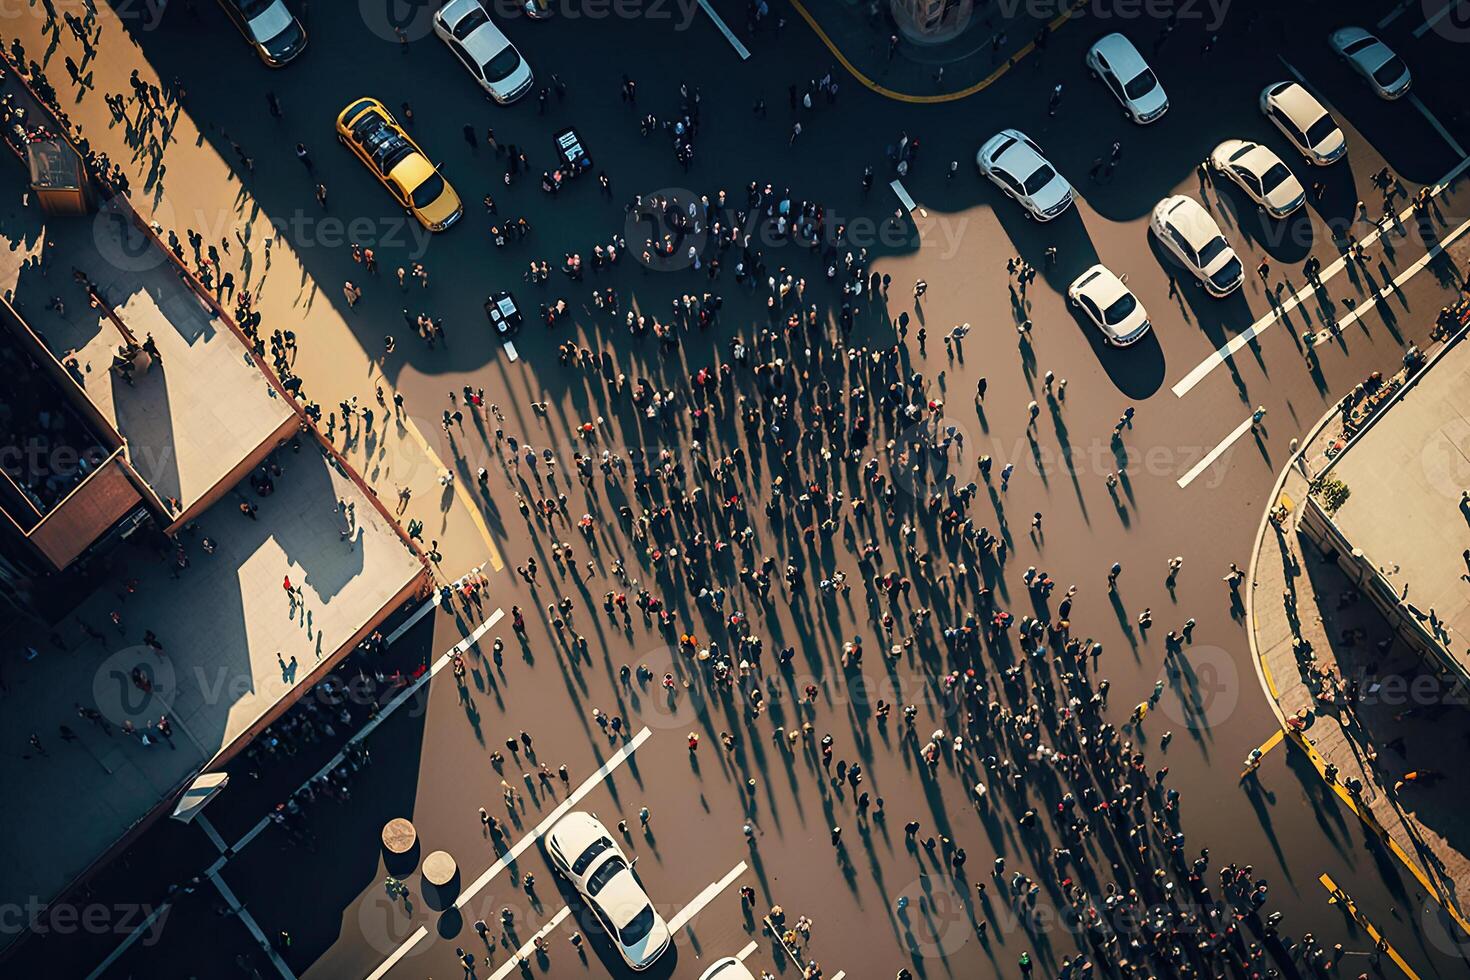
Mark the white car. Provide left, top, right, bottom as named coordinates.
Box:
left=433, top=0, right=534, bottom=104
left=1085, top=33, right=1168, bottom=123
left=1068, top=265, right=1151, bottom=346
left=975, top=130, right=1073, bottom=221
left=1208, top=140, right=1306, bottom=218
left=701, top=958, right=759, bottom=980
left=544, top=812, right=671, bottom=970
left=1260, top=82, right=1346, bottom=166
left=1329, top=27, right=1411, bottom=100
left=1150, top=196, right=1244, bottom=297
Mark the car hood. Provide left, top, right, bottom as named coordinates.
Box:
left=1032, top=173, right=1073, bottom=211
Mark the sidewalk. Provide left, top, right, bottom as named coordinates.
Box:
left=790, top=0, right=1082, bottom=101
left=1249, top=349, right=1470, bottom=929
left=8, top=10, right=500, bottom=580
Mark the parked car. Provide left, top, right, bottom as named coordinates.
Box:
left=1208, top=140, right=1306, bottom=218
left=432, top=0, right=535, bottom=104
left=975, top=129, right=1073, bottom=221
left=1068, top=265, right=1151, bottom=346
left=1329, top=27, right=1411, bottom=99
left=335, top=98, right=462, bottom=231
left=215, top=0, right=307, bottom=67
left=1150, top=196, right=1244, bottom=297
left=1085, top=33, right=1168, bottom=123
left=1259, top=82, right=1346, bottom=166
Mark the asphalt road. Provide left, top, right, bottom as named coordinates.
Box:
left=10, top=1, right=1470, bottom=978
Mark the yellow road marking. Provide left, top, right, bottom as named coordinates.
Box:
left=788, top=0, right=1084, bottom=104
left=1318, top=874, right=1422, bottom=980
left=1240, top=729, right=1286, bottom=779
left=398, top=414, right=504, bottom=572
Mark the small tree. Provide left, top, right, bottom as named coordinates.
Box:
left=1312, top=477, right=1351, bottom=515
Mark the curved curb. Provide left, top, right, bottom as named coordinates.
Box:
left=788, top=0, right=1086, bottom=105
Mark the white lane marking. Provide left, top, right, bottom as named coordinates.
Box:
left=697, top=0, right=751, bottom=60
left=486, top=908, right=573, bottom=980
left=226, top=609, right=504, bottom=857
left=1173, top=153, right=1470, bottom=397
left=385, top=590, right=440, bottom=645
left=1379, top=1, right=1413, bottom=27
left=891, top=179, right=916, bottom=213
left=1334, top=213, right=1470, bottom=331
left=1178, top=417, right=1254, bottom=489
left=364, top=926, right=427, bottom=980
left=453, top=726, right=653, bottom=911
left=831, top=972, right=847, bottom=980
left=669, top=861, right=748, bottom=933
left=84, top=904, right=172, bottom=980
left=737, top=940, right=759, bottom=961
left=1415, top=0, right=1466, bottom=37
left=1409, top=94, right=1468, bottom=157
left=210, top=871, right=297, bottom=980
left=1278, top=55, right=1311, bottom=88
left=196, top=813, right=227, bottom=853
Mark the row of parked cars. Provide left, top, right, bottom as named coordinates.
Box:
left=978, top=28, right=1412, bottom=347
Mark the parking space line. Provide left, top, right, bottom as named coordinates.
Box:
left=1333, top=213, right=1470, bottom=331
left=736, top=940, right=759, bottom=960
left=1379, top=1, right=1414, bottom=28
left=210, top=870, right=296, bottom=980
left=364, top=926, right=427, bottom=980
left=384, top=590, right=441, bottom=645
left=226, top=608, right=504, bottom=858
left=1414, top=0, right=1466, bottom=37
left=1173, top=153, right=1470, bottom=397
left=1178, top=417, right=1254, bottom=489
left=196, top=813, right=228, bottom=854
left=1409, top=94, right=1467, bottom=156
left=84, top=903, right=172, bottom=980
left=669, top=861, right=748, bottom=933
left=697, top=0, right=751, bottom=60
left=487, top=907, right=573, bottom=980
left=452, top=726, right=653, bottom=911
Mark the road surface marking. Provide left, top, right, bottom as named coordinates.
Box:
left=226, top=609, right=504, bottom=858
left=1318, top=875, right=1422, bottom=980
left=210, top=871, right=297, bottom=980
left=1409, top=94, right=1467, bottom=156
left=697, top=0, right=750, bottom=60
left=1178, top=417, right=1254, bottom=489
left=84, top=903, right=173, bottom=980
left=1414, top=0, right=1465, bottom=37
left=196, top=813, right=228, bottom=853
left=669, top=861, right=748, bottom=933
left=737, top=940, right=759, bottom=961
left=363, top=926, right=427, bottom=980
left=831, top=972, right=846, bottom=980
left=1379, top=1, right=1414, bottom=27
left=487, top=907, right=573, bottom=980
left=398, top=414, right=503, bottom=571
left=1173, top=153, right=1470, bottom=397
left=1333, top=213, right=1470, bottom=332
left=453, top=726, right=653, bottom=910
left=891, top=180, right=916, bottom=213
left=385, top=589, right=441, bottom=645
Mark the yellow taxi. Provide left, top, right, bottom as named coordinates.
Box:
left=335, top=98, right=462, bottom=232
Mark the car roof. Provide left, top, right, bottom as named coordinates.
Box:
left=1158, top=196, right=1221, bottom=250
left=1228, top=141, right=1281, bottom=174
left=1074, top=265, right=1128, bottom=305
left=547, top=811, right=606, bottom=854
left=983, top=130, right=1045, bottom=174
left=595, top=867, right=651, bottom=929
left=1268, top=82, right=1327, bottom=126
left=1092, top=33, right=1147, bottom=78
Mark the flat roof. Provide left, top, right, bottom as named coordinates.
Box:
left=1325, top=338, right=1470, bottom=671
left=0, top=211, right=293, bottom=514
left=0, top=446, right=424, bottom=921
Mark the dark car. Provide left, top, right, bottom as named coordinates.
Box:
left=216, top=0, right=307, bottom=67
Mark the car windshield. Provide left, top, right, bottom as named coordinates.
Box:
left=586, top=856, right=627, bottom=897
left=1198, top=236, right=1229, bottom=267
left=571, top=837, right=614, bottom=877
left=1342, top=37, right=1378, bottom=57
left=1260, top=162, right=1292, bottom=194
left=618, top=905, right=656, bottom=946
left=1373, top=57, right=1406, bottom=86
left=410, top=173, right=446, bottom=210
left=1305, top=115, right=1338, bottom=148
left=482, top=46, right=522, bottom=83
left=1103, top=293, right=1138, bottom=325
left=1123, top=69, right=1158, bottom=100
left=1021, top=164, right=1056, bottom=197
left=1209, top=256, right=1243, bottom=290
left=453, top=9, right=490, bottom=39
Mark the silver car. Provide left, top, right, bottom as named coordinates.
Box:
left=433, top=0, right=535, bottom=104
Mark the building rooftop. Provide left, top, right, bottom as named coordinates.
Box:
left=0, top=207, right=294, bottom=520
left=1324, top=338, right=1470, bottom=672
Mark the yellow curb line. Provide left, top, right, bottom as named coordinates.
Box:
left=1287, top=729, right=1470, bottom=937
left=1319, top=874, right=1422, bottom=980
left=788, top=0, right=1085, bottom=104
left=398, top=416, right=505, bottom=572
